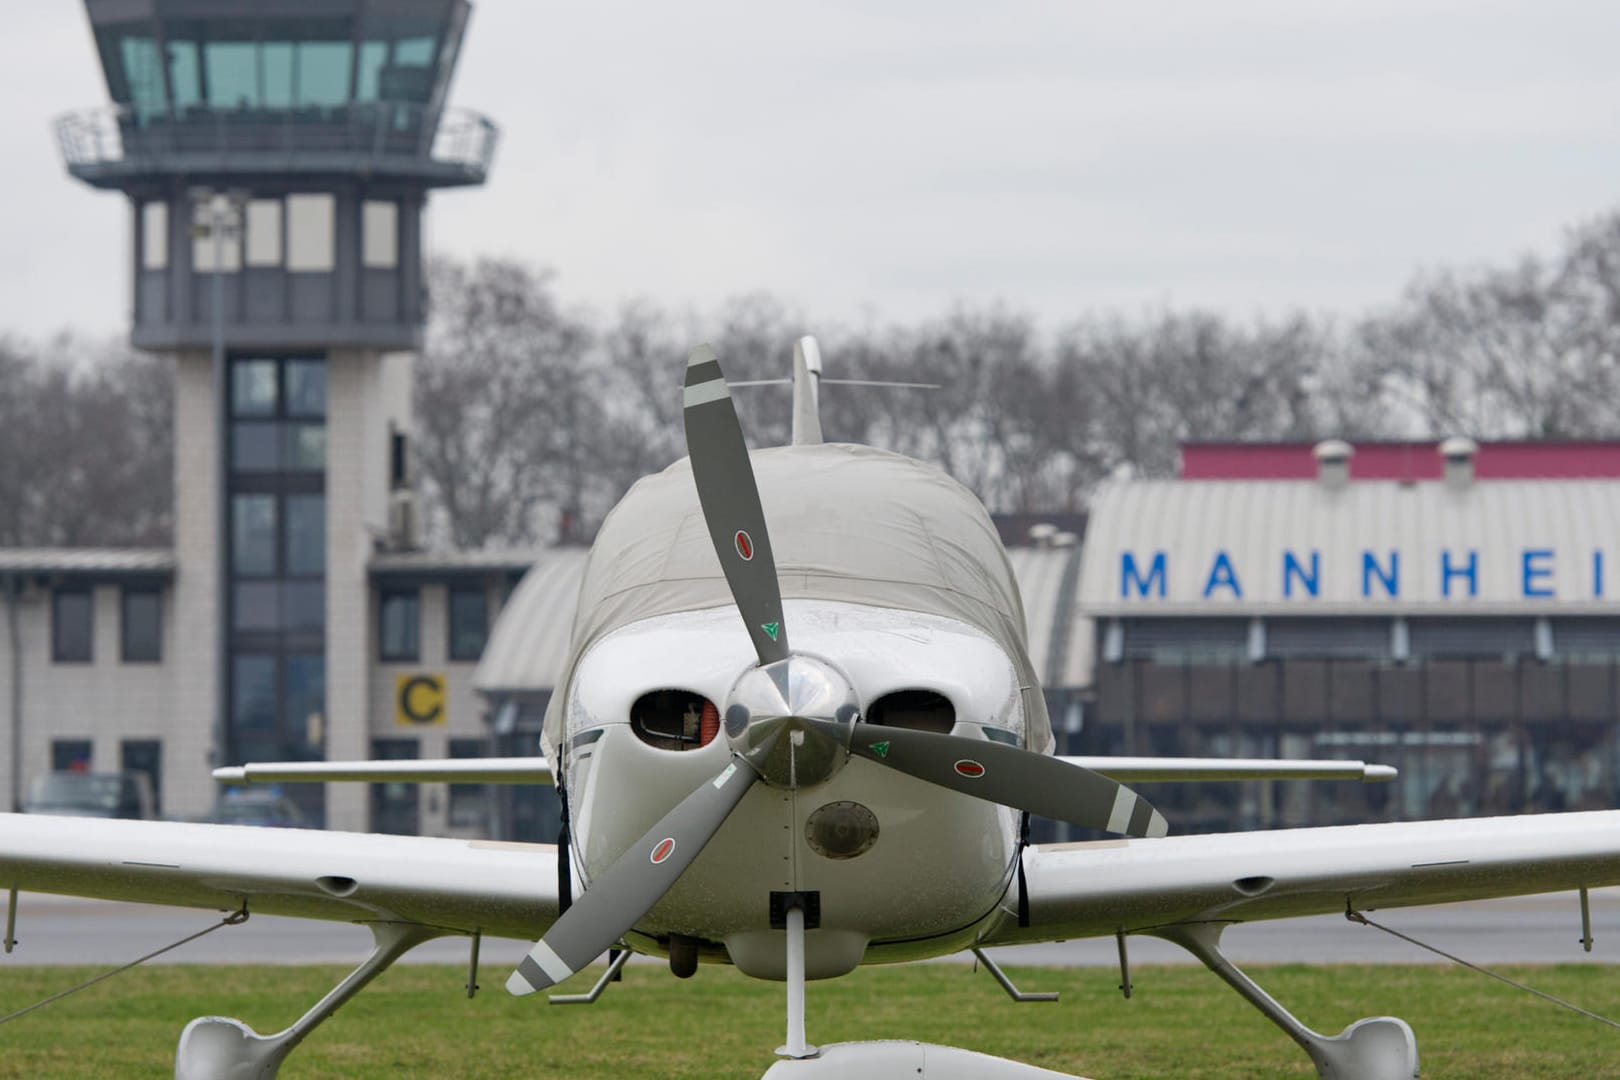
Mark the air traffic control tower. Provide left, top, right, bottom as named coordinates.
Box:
left=57, top=1, right=496, bottom=828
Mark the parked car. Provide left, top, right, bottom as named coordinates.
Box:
left=208, top=790, right=309, bottom=828
left=22, top=771, right=155, bottom=820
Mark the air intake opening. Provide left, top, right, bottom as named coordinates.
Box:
left=316, top=875, right=359, bottom=897
left=1232, top=875, right=1275, bottom=897
left=865, top=689, right=955, bottom=734
left=631, top=689, right=719, bottom=751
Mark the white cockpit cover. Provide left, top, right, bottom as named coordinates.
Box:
left=541, top=443, right=1051, bottom=761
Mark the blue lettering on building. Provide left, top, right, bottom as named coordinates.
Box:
left=1283, top=550, right=1320, bottom=598
left=1522, top=549, right=1554, bottom=598
left=1203, top=551, right=1243, bottom=598
left=1109, top=546, right=1604, bottom=601
left=1121, top=551, right=1167, bottom=598
left=1441, top=549, right=1479, bottom=598
left=1361, top=551, right=1399, bottom=598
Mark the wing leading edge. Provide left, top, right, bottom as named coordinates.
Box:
left=989, top=809, right=1620, bottom=946
left=0, top=813, right=560, bottom=940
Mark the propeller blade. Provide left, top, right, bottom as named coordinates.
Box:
left=506, top=757, right=759, bottom=995
left=832, top=723, right=1168, bottom=839
left=683, top=344, right=791, bottom=666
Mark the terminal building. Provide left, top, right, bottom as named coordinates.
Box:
left=1076, top=438, right=1620, bottom=833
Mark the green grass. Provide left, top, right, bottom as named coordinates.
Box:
left=1, top=962, right=1617, bottom=1078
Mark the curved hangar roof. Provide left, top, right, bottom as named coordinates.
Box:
left=1079, top=478, right=1620, bottom=616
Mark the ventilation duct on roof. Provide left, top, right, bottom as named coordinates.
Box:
left=1312, top=439, right=1353, bottom=491
left=1440, top=436, right=1478, bottom=491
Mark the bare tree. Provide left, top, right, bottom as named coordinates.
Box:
left=0, top=336, right=172, bottom=547
left=415, top=257, right=601, bottom=548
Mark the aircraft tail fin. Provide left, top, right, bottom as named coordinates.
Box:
left=791, top=336, right=824, bottom=446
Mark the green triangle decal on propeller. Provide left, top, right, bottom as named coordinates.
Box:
left=762, top=622, right=781, bottom=641
left=871, top=741, right=890, bottom=758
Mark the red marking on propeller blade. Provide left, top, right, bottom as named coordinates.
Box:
left=735, top=531, right=754, bottom=561
left=650, top=837, right=676, bottom=864
left=954, top=760, right=986, bottom=779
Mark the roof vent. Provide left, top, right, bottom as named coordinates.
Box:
left=1440, top=436, right=1478, bottom=491
left=1312, top=439, right=1353, bottom=491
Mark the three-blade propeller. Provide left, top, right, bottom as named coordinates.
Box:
left=507, top=345, right=1166, bottom=996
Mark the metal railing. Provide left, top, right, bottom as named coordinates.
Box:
left=54, top=102, right=498, bottom=178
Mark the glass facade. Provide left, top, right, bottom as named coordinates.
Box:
left=92, top=11, right=456, bottom=117
left=1080, top=615, right=1620, bottom=839
left=227, top=354, right=326, bottom=824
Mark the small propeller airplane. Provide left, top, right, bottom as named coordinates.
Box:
left=4, top=337, right=1620, bottom=1079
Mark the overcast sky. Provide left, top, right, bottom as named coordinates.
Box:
left=4, top=1, right=1619, bottom=341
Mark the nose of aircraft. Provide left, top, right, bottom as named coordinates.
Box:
left=724, top=654, right=859, bottom=789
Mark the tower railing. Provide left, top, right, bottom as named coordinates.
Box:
left=55, top=102, right=498, bottom=185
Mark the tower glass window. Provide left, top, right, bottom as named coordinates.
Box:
left=227, top=355, right=327, bottom=823
left=141, top=202, right=167, bottom=269
left=286, top=194, right=335, bottom=272
left=245, top=201, right=282, bottom=266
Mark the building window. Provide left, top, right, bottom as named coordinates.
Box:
left=448, top=737, right=489, bottom=831
left=286, top=193, right=335, bottom=272
left=192, top=197, right=242, bottom=272
left=448, top=585, right=488, bottom=661
left=121, top=588, right=162, bottom=663
left=232, top=494, right=278, bottom=576
left=286, top=495, right=325, bottom=576
left=362, top=200, right=398, bottom=268
left=285, top=360, right=326, bottom=418
left=379, top=588, right=420, bottom=662
left=245, top=199, right=282, bottom=266
left=370, top=738, right=420, bottom=835
left=51, top=739, right=92, bottom=772
left=232, top=359, right=278, bottom=415
left=141, top=202, right=167, bottom=269
left=52, top=589, right=93, bottom=663
left=121, top=739, right=162, bottom=817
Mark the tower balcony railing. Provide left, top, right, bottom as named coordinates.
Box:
left=55, top=102, right=498, bottom=189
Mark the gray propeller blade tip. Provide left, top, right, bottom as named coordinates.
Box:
left=688, top=343, right=716, bottom=368
left=507, top=942, right=574, bottom=996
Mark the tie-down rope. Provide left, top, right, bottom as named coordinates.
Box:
left=1346, top=907, right=1620, bottom=1031
left=0, top=907, right=249, bottom=1026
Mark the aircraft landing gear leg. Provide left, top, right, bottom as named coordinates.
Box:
left=173, top=921, right=447, bottom=1080
left=1151, top=923, right=1417, bottom=1080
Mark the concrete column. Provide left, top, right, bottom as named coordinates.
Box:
left=169, top=351, right=221, bottom=819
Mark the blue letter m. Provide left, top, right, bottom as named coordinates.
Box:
left=1121, top=551, right=1167, bottom=598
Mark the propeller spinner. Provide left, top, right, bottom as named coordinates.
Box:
left=507, top=344, right=1167, bottom=996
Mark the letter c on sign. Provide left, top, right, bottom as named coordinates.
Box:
left=398, top=675, right=445, bottom=725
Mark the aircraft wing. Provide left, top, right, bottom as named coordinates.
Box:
left=0, top=813, right=559, bottom=941
left=989, top=810, right=1620, bottom=945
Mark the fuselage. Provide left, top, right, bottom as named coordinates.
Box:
left=561, top=599, right=1027, bottom=979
